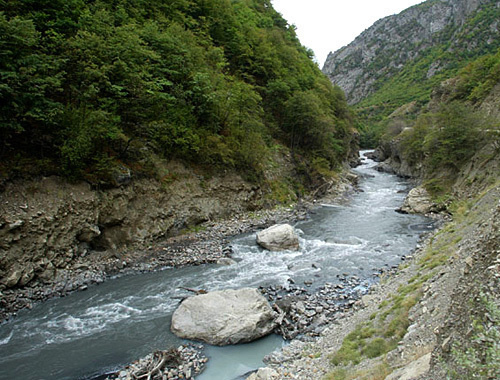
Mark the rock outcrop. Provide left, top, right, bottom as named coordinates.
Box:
left=0, top=163, right=261, bottom=289
left=322, top=0, right=495, bottom=104
left=256, top=224, right=300, bottom=251
left=170, top=288, right=275, bottom=345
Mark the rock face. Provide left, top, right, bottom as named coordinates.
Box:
left=385, top=353, right=431, bottom=380
left=399, top=186, right=437, bottom=214
left=170, top=288, right=276, bottom=345
left=0, top=162, right=262, bottom=289
left=322, top=0, right=494, bottom=104
left=256, top=224, right=300, bottom=251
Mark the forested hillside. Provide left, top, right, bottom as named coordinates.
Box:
left=0, top=0, right=353, bottom=185
left=377, top=47, right=500, bottom=197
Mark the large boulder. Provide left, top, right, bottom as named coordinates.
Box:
left=256, top=224, right=299, bottom=251
left=399, top=186, right=438, bottom=214
left=171, top=288, right=276, bottom=345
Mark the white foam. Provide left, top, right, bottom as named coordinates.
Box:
left=321, top=203, right=344, bottom=208
left=0, top=330, right=13, bottom=345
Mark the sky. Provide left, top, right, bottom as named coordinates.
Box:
left=271, top=0, right=425, bottom=67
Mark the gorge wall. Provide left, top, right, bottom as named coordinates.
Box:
left=0, top=163, right=262, bottom=289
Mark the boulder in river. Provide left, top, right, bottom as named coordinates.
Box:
left=256, top=224, right=299, bottom=251
left=398, top=186, right=438, bottom=214
left=171, top=288, right=276, bottom=345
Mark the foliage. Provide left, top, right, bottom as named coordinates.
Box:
left=0, top=0, right=353, bottom=184
left=452, top=49, right=500, bottom=104
left=355, top=0, right=500, bottom=143
left=400, top=101, right=485, bottom=173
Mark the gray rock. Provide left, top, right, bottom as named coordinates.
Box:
left=3, top=266, right=23, bottom=288
left=8, top=220, right=24, bottom=231
left=171, top=288, right=275, bottom=345
left=385, top=352, right=431, bottom=380
left=246, top=368, right=279, bottom=380
left=256, top=224, right=299, bottom=251
left=216, top=258, right=237, bottom=266
left=399, top=186, right=437, bottom=214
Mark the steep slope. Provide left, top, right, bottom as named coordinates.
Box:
left=375, top=48, right=500, bottom=194
left=0, top=0, right=355, bottom=185
left=323, top=0, right=500, bottom=110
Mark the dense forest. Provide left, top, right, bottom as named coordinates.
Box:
left=0, top=0, right=353, bottom=186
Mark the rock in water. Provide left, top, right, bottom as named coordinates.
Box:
left=399, top=186, right=438, bottom=214
left=171, top=288, right=275, bottom=345
left=256, top=224, right=299, bottom=251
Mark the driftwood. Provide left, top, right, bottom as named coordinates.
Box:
left=130, top=349, right=181, bottom=380
left=178, top=286, right=208, bottom=295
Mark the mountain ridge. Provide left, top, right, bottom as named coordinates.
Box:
left=322, top=0, right=498, bottom=106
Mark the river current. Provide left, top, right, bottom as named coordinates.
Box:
left=0, top=152, right=431, bottom=380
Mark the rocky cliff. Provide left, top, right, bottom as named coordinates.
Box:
left=322, top=0, right=499, bottom=105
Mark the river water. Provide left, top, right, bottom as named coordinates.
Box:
left=0, top=152, right=431, bottom=380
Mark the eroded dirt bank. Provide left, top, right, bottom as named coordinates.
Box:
left=0, top=163, right=357, bottom=322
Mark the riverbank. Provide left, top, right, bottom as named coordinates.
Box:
left=95, top=154, right=438, bottom=380
left=257, top=183, right=499, bottom=379
left=0, top=172, right=358, bottom=323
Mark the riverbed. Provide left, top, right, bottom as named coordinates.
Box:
left=0, top=152, right=431, bottom=380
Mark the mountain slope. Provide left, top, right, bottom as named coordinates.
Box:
left=322, top=0, right=500, bottom=110
left=0, top=0, right=354, bottom=186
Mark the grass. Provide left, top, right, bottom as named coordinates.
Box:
left=323, top=362, right=391, bottom=380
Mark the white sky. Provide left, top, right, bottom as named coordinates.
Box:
left=271, top=0, right=425, bottom=66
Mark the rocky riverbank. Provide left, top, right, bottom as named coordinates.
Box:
left=251, top=183, right=499, bottom=380
left=0, top=205, right=302, bottom=322
left=104, top=344, right=207, bottom=380
left=0, top=173, right=357, bottom=322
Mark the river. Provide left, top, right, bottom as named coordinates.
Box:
left=0, top=152, right=432, bottom=380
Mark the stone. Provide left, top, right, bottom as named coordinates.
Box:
left=246, top=368, right=279, bottom=380
left=385, top=352, right=431, bottom=380
left=216, top=258, right=237, bottom=266
left=399, top=186, right=438, bottom=214
left=8, top=220, right=24, bottom=231
left=18, top=264, right=35, bottom=287
left=171, top=288, right=275, bottom=345
left=77, top=225, right=101, bottom=243
left=256, top=224, right=299, bottom=251
left=3, top=267, right=23, bottom=288
left=112, top=164, right=132, bottom=186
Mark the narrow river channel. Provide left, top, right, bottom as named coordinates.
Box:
left=0, top=152, right=432, bottom=380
